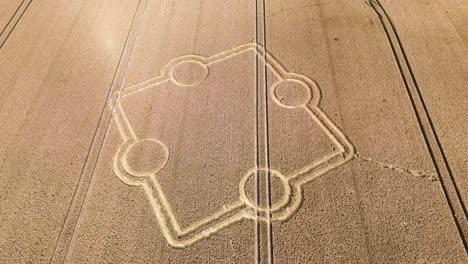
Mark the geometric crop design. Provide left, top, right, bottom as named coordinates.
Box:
left=110, top=43, right=355, bottom=248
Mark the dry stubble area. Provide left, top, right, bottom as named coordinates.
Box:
left=0, top=0, right=467, bottom=263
